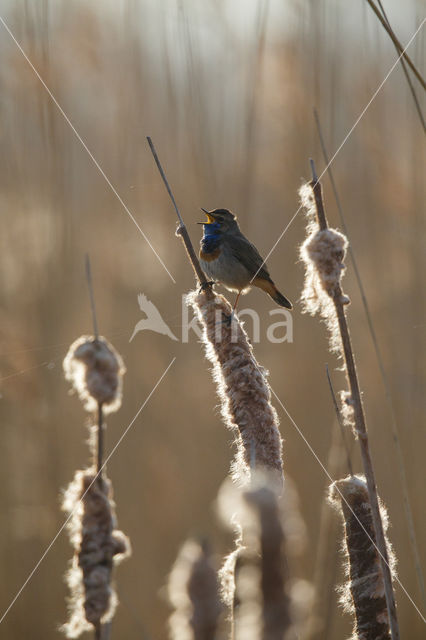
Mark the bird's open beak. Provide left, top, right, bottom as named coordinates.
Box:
left=197, top=208, right=215, bottom=224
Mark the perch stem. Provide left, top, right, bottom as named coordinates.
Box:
left=146, top=136, right=213, bottom=295
left=309, top=161, right=400, bottom=640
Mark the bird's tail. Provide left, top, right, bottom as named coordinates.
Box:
left=253, top=277, right=293, bottom=309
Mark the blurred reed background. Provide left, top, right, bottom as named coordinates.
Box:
left=0, top=0, right=424, bottom=638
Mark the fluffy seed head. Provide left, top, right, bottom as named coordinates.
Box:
left=187, top=290, right=283, bottom=490
left=61, top=470, right=131, bottom=638
left=63, top=336, right=125, bottom=413
left=168, top=539, right=223, bottom=640
left=299, top=183, right=349, bottom=353
left=217, top=474, right=309, bottom=639
left=329, top=475, right=396, bottom=640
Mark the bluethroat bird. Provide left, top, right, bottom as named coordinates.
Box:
left=198, top=208, right=292, bottom=312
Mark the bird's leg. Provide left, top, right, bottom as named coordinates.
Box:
left=232, top=291, right=242, bottom=313
left=222, top=291, right=241, bottom=326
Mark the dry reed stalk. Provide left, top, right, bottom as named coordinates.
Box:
left=329, top=475, right=396, bottom=640
left=314, top=107, right=425, bottom=610
left=187, top=290, right=283, bottom=489
left=372, top=0, right=425, bottom=133
left=168, top=539, right=223, bottom=640
left=364, top=0, right=426, bottom=91
left=299, top=171, right=399, bottom=639
left=62, top=335, right=129, bottom=638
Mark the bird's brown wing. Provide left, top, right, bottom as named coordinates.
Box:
left=226, top=233, right=272, bottom=281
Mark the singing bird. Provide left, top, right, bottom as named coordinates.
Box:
left=198, top=208, right=292, bottom=312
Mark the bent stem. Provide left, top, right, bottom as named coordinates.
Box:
left=309, top=165, right=400, bottom=640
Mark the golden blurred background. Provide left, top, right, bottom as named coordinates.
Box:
left=0, top=0, right=424, bottom=638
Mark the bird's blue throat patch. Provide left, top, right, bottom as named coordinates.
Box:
left=201, top=222, right=222, bottom=254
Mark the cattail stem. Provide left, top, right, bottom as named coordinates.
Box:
left=97, top=402, right=104, bottom=477
left=85, top=255, right=99, bottom=341
left=309, top=170, right=327, bottom=231
left=308, top=163, right=399, bottom=640
left=146, top=136, right=214, bottom=296
left=325, top=364, right=353, bottom=477
left=314, top=105, right=426, bottom=611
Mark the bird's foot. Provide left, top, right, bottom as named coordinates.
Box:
left=199, top=280, right=215, bottom=293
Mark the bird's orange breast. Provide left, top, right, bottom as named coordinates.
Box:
left=200, top=247, right=220, bottom=262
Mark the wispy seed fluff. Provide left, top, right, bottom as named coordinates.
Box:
left=187, top=290, right=283, bottom=488
left=299, top=183, right=349, bottom=353
left=63, top=336, right=126, bottom=414
left=168, top=539, right=223, bottom=640
left=329, top=475, right=396, bottom=640
left=61, top=470, right=131, bottom=638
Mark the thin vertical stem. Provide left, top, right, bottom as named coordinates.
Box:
left=309, top=160, right=327, bottom=231
left=309, top=161, right=400, bottom=640
left=325, top=364, right=353, bottom=477
left=97, top=402, right=104, bottom=477
left=85, top=254, right=99, bottom=341
left=314, top=109, right=426, bottom=608
left=95, top=401, right=104, bottom=640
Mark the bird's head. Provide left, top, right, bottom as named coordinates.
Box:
left=198, top=208, right=238, bottom=233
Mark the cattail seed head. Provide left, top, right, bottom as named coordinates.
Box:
left=187, top=290, right=283, bottom=489
left=63, top=336, right=125, bottom=414
left=217, top=474, right=308, bottom=639
left=62, top=470, right=131, bottom=638
left=329, top=475, right=396, bottom=640
left=168, top=539, right=223, bottom=640
left=299, top=183, right=350, bottom=353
